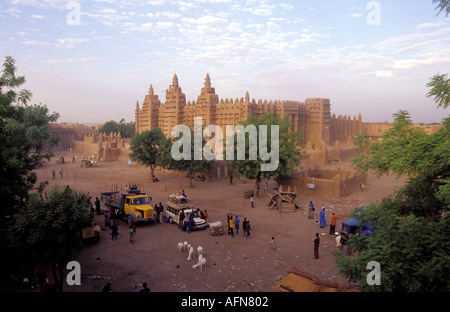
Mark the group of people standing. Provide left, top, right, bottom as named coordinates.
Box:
left=227, top=215, right=252, bottom=238
left=178, top=208, right=208, bottom=232
left=309, top=201, right=342, bottom=259
left=308, top=201, right=337, bottom=234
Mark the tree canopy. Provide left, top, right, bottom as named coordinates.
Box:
left=99, top=119, right=135, bottom=138
left=335, top=78, right=450, bottom=292
left=433, top=0, right=450, bottom=16
left=129, top=127, right=168, bottom=177
left=0, top=56, right=59, bottom=219
left=164, top=125, right=213, bottom=187
left=427, top=73, right=450, bottom=109
left=11, top=186, right=94, bottom=292
left=228, top=111, right=302, bottom=196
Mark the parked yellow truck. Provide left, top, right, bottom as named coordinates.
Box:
left=100, top=189, right=157, bottom=224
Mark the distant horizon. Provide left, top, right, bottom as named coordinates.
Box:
left=1, top=0, right=449, bottom=125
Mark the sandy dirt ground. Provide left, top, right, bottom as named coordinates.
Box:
left=33, top=151, right=406, bottom=292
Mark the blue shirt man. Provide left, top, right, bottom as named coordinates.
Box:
left=234, top=216, right=240, bottom=234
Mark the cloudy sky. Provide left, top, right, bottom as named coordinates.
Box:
left=1, top=0, right=449, bottom=124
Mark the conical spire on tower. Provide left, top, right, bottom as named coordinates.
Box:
left=149, top=84, right=154, bottom=95
left=172, top=73, right=178, bottom=88
left=205, top=73, right=211, bottom=88
left=201, top=73, right=215, bottom=95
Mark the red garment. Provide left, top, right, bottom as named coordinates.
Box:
left=331, top=214, right=337, bottom=226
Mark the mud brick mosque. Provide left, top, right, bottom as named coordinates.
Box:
left=133, top=73, right=369, bottom=197
left=135, top=73, right=363, bottom=151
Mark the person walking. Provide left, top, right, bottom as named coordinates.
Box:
left=330, top=212, right=337, bottom=235
left=245, top=220, right=252, bottom=239
left=158, top=202, right=164, bottom=223
left=319, top=207, right=326, bottom=228
left=313, top=233, right=320, bottom=259
left=95, top=197, right=101, bottom=215
left=154, top=202, right=159, bottom=222
left=204, top=210, right=209, bottom=223
left=242, top=218, right=248, bottom=237
left=271, top=237, right=276, bottom=250
left=129, top=224, right=136, bottom=244
left=335, top=232, right=343, bottom=250
left=250, top=196, right=254, bottom=208
left=104, top=209, right=111, bottom=228
left=179, top=210, right=185, bottom=230
left=234, top=215, right=240, bottom=234
left=229, top=216, right=235, bottom=237
left=110, top=220, right=118, bottom=241
left=308, top=201, right=315, bottom=219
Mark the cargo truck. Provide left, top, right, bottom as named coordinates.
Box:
left=100, top=189, right=157, bottom=224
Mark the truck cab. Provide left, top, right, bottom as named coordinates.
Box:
left=124, top=194, right=157, bottom=223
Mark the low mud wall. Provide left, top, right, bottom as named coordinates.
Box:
left=279, top=168, right=367, bottom=198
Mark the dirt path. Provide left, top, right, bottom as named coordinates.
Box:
left=34, top=152, right=406, bottom=292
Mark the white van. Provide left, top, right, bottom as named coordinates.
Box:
left=164, top=201, right=207, bottom=230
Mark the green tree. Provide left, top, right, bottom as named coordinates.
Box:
left=229, top=111, right=302, bottom=197
left=427, top=73, right=450, bottom=109
left=129, top=128, right=168, bottom=178
left=0, top=56, right=59, bottom=220
left=99, top=119, right=135, bottom=138
left=433, top=0, right=450, bottom=16
left=11, top=186, right=93, bottom=292
left=334, top=203, right=450, bottom=291
left=163, top=126, right=213, bottom=188
left=336, top=94, right=450, bottom=290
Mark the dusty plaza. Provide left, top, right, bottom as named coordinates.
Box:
left=33, top=151, right=406, bottom=292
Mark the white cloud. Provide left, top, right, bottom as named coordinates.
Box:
left=415, top=21, right=445, bottom=30
left=155, top=21, right=174, bottom=29
left=99, top=8, right=117, bottom=14
left=4, top=6, right=22, bottom=17
left=31, top=14, right=44, bottom=19
left=161, top=11, right=181, bottom=18
left=181, top=15, right=227, bottom=25
left=10, top=0, right=68, bottom=9
left=45, top=57, right=104, bottom=64
left=375, top=71, right=393, bottom=78
left=374, top=28, right=450, bottom=52
left=56, top=37, right=90, bottom=48
left=20, top=39, right=49, bottom=46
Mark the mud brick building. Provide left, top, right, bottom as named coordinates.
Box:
left=135, top=74, right=363, bottom=149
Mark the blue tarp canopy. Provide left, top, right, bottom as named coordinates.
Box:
left=342, top=217, right=374, bottom=235
left=342, top=218, right=361, bottom=227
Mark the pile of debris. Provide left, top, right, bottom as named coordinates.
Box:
left=274, top=266, right=360, bottom=292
